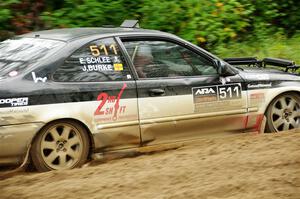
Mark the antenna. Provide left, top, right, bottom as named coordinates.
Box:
left=120, top=20, right=140, bottom=28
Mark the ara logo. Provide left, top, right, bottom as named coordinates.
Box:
left=195, top=87, right=216, bottom=95
left=32, top=72, right=47, bottom=83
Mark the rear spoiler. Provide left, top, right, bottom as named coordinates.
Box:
left=223, top=57, right=300, bottom=73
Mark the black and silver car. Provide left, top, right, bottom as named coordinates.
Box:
left=1, top=20, right=300, bottom=171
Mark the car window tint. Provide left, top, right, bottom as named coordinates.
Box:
left=0, top=38, right=64, bottom=80
left=53, top=38, right=131, bottom=82
left=122, top=40, right=217, bottom=78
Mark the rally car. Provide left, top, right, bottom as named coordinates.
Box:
left=0, top=20, right=300, bottom=171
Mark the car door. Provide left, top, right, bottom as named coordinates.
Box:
left=118, top=36, right=248, bottom=145
left=49, top=37, right=140, bottom=150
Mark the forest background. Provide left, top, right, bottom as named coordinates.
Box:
left=1, top=0, right=300, bottom=62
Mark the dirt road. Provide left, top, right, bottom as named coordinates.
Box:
left=1, top=131, right=300, bottom=199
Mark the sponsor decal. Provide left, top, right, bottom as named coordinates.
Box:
left=79, top=55, right=124, bottom=72
left=245, top=74, right=270, bottom=80
left=0, top=107, right=29, bottom=114
left=193, top=86, right=218, bottom=103
left=113, top=63, right=123, bottom=71
left=247, top=83, right=272, bottom=88
left=89, top=44, right=118, bottom=57
left=126, top=74, right=132, bottom=79
left=250, top=92, right=265, bottom=106
left=81, top=64, right=113, bottom=72
left=192, top=84, right=242, bottom=113
left=9, top=70, right=18, bottom=77
left=195, top=87, right=216, bottom=95
left=32, top=72, right=47, bottom=83
left=79, top=43, right=124, bottom=72
left=193, top=84, right=242, bottom=103
left=95, top=114, right=137, bottom=124
left=0, top=97, right=28, bottom=107
left=218, top=84, right=242, bottom=100
left=79, top=56, right=111, bottom=65
left=94, top=83, right=127, bottom=121
left=80, top=56, right=114, bottom=72
left=250, top=93, right=265, bottom=100
left=112, top=56, right=121, bottom=63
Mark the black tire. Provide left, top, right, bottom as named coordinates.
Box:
left=265, top=93, right=300, bottom=132
left=30, top=120, right=90, bottom=172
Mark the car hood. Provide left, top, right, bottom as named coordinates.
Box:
left=237, top=67, right=300, bottom=82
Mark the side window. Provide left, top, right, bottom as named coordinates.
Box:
left=122, top=40, right=217, bottom=78
left=53, top=38, right=131, bottom=82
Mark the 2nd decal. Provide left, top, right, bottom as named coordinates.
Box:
left=94, top=83, right=127, bottom=121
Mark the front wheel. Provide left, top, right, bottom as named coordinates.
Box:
left=266, top=93, right=300, bottom=132
left=30, top=120, right=90, bottom=171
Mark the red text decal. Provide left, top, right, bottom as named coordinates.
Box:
left=94, top=83, right=127, bottom=121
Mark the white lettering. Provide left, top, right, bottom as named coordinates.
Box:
left=195, top=88, right=216, bottom=95
left=82, top=56, right=111, bottom=65
left=81, top=64, right=113, bottom=72
left=245, top=74, right=270, bottom=80
left=79, top=58, right=86, bottom=64
left=32, top=72, right=47, bottom=83
left=248, top=83, right=272, bottom=88
left=0, top=97, right=29, bottom=107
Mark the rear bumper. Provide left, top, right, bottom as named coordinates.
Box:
left=0, top=122, right=44, bottom=165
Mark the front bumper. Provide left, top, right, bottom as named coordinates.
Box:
left=0, top=122, right=44, bottom=165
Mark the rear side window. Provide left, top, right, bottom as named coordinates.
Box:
left=0, top=38, right=64, bottom=80
left=53, top=37, right=131, bottom=82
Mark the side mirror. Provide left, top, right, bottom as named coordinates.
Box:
left=213, top=59, right=237, bottom=77
left=213, top=59, right=223, bottom=74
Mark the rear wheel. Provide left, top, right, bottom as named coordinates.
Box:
left=30, top=120, right=89, bottom=171
left=266, top=93, right=300, bottom=132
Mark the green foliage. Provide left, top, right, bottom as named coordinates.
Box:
left=215, top=33, right=300, bottom=65
left=0, top=0, right=19, bottom=26
left=0, top=0, right=20, bottom=39
left=42, top=0, right=131, bottom=28
left=0, top=9, right=11, bottom=24
left=123, top=0, right=256, bottom=49
left=179, top=0, right=255, bottom=48
left=1, top=0, right=300, bottom=60
left=138, top=0, right=184, bottom=33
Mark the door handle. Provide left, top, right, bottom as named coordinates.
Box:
left=148, top=88, right=165, bottom=96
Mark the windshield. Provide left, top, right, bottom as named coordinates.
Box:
left=0, top=37, right=65, bottom=79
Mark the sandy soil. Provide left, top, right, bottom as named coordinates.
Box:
left=0, top=131, right=300, bottom=199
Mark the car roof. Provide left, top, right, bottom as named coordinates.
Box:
left=20, top=27, right=162, bottom=42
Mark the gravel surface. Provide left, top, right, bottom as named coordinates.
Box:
left=0, top=131, right=300, bottom=199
